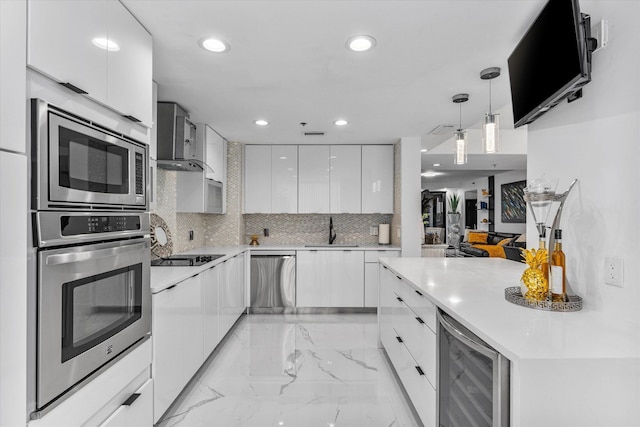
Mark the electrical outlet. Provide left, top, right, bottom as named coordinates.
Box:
left=189, top=230, right=194, bottom=241
left=604, top=256, right=623, bottom=287
left=370, top=226, right=379, bottom=236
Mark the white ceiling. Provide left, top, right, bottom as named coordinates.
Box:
left=123, top=0, right=543, bottom=185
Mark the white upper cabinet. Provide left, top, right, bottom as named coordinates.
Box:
left=28, top=0, right=108, bottom=102
left=202, top=125, right=226, bottom=184
left=298, top=145, right=331, bottom=213
left=245, top=144, right=393, bottom=214
left=27, top=0, right=152, bottom=127
left=330, top=145, right=361, bottom=213
left=362, top=145, right=394, bottom=213
left=271, top=145, right=298, bottom=213
left=106, top=0, right=152, bottom=126
left=244, top=145, right=272, bottom=213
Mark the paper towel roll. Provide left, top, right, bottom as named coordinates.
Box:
left=378, top=224, right=390, bottom=245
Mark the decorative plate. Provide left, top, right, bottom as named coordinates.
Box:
left=150, top=213, right=173, bottom=258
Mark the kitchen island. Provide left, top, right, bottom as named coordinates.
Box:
left=378, top=257, right=640, bottom=427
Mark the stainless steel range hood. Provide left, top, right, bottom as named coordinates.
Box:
left=157, top=102, right=203, bottom=171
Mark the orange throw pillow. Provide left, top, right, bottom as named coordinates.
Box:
left=468, top=232, right=488, bottom=244
left=497, top=238, right=512, bottom=247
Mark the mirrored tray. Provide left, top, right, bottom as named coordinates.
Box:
left=504, top=287, right=583, bottom=312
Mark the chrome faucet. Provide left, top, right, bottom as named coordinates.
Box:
left=329, top=216, right=337, bottom=244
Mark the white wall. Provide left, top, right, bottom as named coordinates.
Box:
left=400, top=137, right=422, bottom=257
left=0, top=1, right=28, bottom=425
left=527, top=1, right=639, bottom=323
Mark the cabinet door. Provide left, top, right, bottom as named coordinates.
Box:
left=202, top=265, right=220, bottom=357
left=181, top=275, right=204, bottom=380
left=244, top=145, right=272, bottom=213
left=298, top=145, right=330, bottom=213
left=330, top=145, right=361, bottom=213
left=205, top=126, right=226, bottom=184
left=362, top=145, right=394, bottom=213
left=364, top=263, right=379, bottom=308
left=152, top=286, right=183, bottom=422
left=99, top=379, right=153, bottom=427
left=378, top=264, right=396, bottom=348
left=220, top=257, right=237, bottom=337
left=331, top=250, right=364, bottom=307
left=27, top=0, right=108, bottom=102
left=235, top=253, right=246, bottom=317
left=296, top=250, right=332, bottom=307
left=106, top=0, right=153, bottom=126
left=271, top=145, right=298, bottom=213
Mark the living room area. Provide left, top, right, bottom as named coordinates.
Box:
left=421, top=169, right=527, bottom=261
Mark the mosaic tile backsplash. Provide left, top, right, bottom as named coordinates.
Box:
left=155, top=140, right=393, bottom=252
left=244, top=214, right=393, bottom=246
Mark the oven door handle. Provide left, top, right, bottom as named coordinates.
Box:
left=437, top=310, right=498, bottom=359
left=45, top=242, right=148, bottom=265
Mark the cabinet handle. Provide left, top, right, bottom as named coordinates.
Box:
left=122, top=393, right=141, bottom=406
left=343, top=250, right=351, bottom=253
left=396, top=336, right=403, bottom=343
left=415, top=366, right=425, bottom=376
left=396, top=276, right=402, bottom=280
left=383, top=266, right=387, bottom=270
left=123, top=114, right=141, bottom=123
left=415, top=316, right=424, bottom=324
left=396, top=296, right=403, bottom=302
left=415, top=290, right=423, bottom=296
left=59, top=82, right=88, bottom=94
left=165, top=284, right=177, bottom=291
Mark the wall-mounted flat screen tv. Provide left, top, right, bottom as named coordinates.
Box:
left=508, top=0, right=592, bottom=128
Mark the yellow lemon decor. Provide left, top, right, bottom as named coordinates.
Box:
left=520, top=248, right=549, bottom=301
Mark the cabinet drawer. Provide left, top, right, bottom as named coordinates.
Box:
left=390, top=329, right=437, bottom=427
left=99, top=379, right=153, bottom=427
left=365, top=250, right=399, bottom=263
left=394, top=278, right=437, bottom=333
left=394, top=297, right=436, bottom=388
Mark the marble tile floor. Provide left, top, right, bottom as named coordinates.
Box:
left=156, top=314, right=421, bottom=427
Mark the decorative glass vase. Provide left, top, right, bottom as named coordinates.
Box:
left=447, top=213, right=461, bottom=251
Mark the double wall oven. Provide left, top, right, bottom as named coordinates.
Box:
left=29, top=99, right=151, bottom=417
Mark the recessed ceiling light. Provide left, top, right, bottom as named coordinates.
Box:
left=433, top=163, right=441, bottom=167
left=421, top=172, right=440, bottom=178
left=92, top=37, right=119, bottom=51
left=200, top=38, right=229, bottom=53
left=254, top=119, right=269, bottom=126
left=334, top=119, right=348, bottom=126
left=346, top=35, right=376, bottom=52
left=421, top=149, right=428, bottom=153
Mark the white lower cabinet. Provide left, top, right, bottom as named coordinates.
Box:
left=364, top=250, right=399, bottom=308
left=28, top=341, right=152, bottom=427
left=297, top=250, right=364, bottom=307
left=202, top=264, right=221, bottom=356
left=99, top=379, right=153, bottom=427
left=379, top=265, right=437, bottom=427
left=152, top=274, right=203, bottom=422
left=152, top=253, right=247, bottom=423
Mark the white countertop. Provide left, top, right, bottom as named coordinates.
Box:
left=151, top=244, right=400, bottom=293
left=379, top=257, right=640, bottom=362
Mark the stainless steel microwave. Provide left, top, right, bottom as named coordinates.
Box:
left=31, top=99, right=148, bottom=211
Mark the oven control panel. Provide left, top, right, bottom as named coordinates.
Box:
left=61, top=215, right=141, bottom=236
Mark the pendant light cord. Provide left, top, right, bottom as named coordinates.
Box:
left=488, top=79, right=492, bottom=114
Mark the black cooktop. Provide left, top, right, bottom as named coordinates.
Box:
left=151, top=254, right=224, bottom=267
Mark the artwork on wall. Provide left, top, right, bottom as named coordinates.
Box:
left=501, top=180, right=527, bottom=223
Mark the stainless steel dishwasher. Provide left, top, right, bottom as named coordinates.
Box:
left=250, top=251, right=296, bottom=312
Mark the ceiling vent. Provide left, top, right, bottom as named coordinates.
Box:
left=303, top=131, right=325, bottom=136
left=428, top=124, right=455, bottom=135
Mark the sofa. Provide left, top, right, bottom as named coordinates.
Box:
left=459, top=230, right=525, bottom=262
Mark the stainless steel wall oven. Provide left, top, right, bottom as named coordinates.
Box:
left=30, top=99, right=148, bottom=211
left=28, top=99, right=152, bottom=418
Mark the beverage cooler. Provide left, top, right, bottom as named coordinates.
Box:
left=437, top=310, right=510, bottom=427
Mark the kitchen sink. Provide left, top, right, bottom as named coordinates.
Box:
left=304, top=244, right=359, bottom=248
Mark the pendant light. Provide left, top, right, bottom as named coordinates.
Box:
left=480, top=67, right=500, bottom=154
left=452, top=93, right=469, bottom=165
